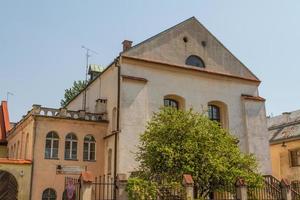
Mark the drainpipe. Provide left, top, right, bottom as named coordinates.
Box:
left=29, top=117, right=37, bottom=200
left=114, top=56, right=121, bottom=199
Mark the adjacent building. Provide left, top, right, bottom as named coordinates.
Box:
left=269, top=110, right=300, bottom=181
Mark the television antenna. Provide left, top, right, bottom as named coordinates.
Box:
left=6, top=91, right=14, bottom=102
left=81, top=45, right=98, bottom=111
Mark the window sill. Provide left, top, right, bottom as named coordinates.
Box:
left=45, top=157, right=59, bottom=160
left=83, top=160, right=96, bottom=162
left=64, top=158, right=78, bottom=161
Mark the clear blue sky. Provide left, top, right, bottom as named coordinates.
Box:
left=1, top=0, right=300, bottom=122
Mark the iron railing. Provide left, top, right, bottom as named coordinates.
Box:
left=92, top=175, right=115, bottom=200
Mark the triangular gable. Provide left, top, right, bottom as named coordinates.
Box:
left=122, top=17, right=259, bottom=81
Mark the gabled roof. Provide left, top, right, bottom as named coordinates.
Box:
left=122, top=17, right=260, bottom=82
left=268, top=110, right=300, bottom=144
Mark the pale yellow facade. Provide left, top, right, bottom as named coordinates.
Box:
left=0, top=161, right=32, bottom=200
left=270, top=140, right=300, bottom=181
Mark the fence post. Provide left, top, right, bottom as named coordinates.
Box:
left=281, top=179, right=292, bottom=200
left=116, top=173, right=128, bottom=200
left=182, top=174, right=194, bottom=200
left=235, top=178, right=247, bottom=200
left=79, top=171, right=94, bottom=200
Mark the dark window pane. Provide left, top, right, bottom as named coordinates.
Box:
left=208, top=105, right=221, bottom=123
left=90, top=151, right=95, bottom=161
left=185, top=55, right=205, bottom=68
left=164, top=99, right=178, bottom=109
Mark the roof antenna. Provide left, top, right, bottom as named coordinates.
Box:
left=81, top=45, right=98, bottom=111
left=6, top=91, right=14, bottom=102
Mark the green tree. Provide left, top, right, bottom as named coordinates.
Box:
left=60, top=80, right=87, bottom=107
left=135, top=107, right=262, bottom=198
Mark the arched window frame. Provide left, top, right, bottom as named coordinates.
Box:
left=42, top=188, right=57, bottom=200
left=163, top=94, right=186, bottom=110
left=65, top=133, right=78, bottom=160
left=83, top=135, right=96, bottom=161
left=25, top=133, right=29, bottom=160
left=45, top=131, right=59, bottom=159
left=185, top=55, right=205, bottom=68
left=208, top=101, right=229, bottom=129
left=112, top=107, right=117, bottom=131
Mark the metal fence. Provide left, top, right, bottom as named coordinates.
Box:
left=247, top=175, right=283, bottom=200
left=291, top=181, right=300, bottom=200
left=157, top=185, right=186, bottom=200
left=64, top=177, right=81, bottom=200
left=92, top=175, right=115, bottom=200
left=208, top=183, right=236, bottom=200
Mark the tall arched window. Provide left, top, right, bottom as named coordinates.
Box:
left=83, top=135, right=96, bottom=161
left=25, top=133, right=29, bottom=160
left=65, top=133, right=78, bottom=160
left=185, top=55, right=205, bottom=68
left=208, top=101, right=229, bottom=128
left=107, top=149, right=112, bottom=175
left=45, top=131, right=59, bottom=159
left=164, top=99, right=179, bottom=109
left=16, top=141, right=20, bottom=159
left=208, top=105, right=221, bottom=123
left=42, top=188, right=56, bottom=200
left=112, top=107, right=117, bottom=131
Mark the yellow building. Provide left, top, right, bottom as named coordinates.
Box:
left=269, top=111, right=300, bottom=181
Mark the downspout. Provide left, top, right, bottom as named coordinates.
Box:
left=114, top=56, right=121, bottom=199
left=29, top=117, right=37, bottom=200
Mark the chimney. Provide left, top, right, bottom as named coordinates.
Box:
left=0, top=101, right=11, bottom=140
left=122, top=40, right=133, bottom=51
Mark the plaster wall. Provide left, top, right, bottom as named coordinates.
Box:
left=7, top=117, right=34, bottom=160
left=242, top=99, right=271, bottom=174
left=118, top=58, right=269, bottom=174
left=30, top=117, right=107, bottom=200
left=123, top=17, right=257, bottom=80
left=0, top=163, right=32, bottom=200
left=0, top=145, right=7, bottom=157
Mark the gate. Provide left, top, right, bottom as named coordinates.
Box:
left=92, top=175, right=115, bottom=200
left=64, top=177, right=81, bottom=200
left=0, top=170, right=18, bottom=200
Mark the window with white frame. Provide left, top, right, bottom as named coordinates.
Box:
left=83, top=135, right=96, bottom=161
left=45, top=131, right=59, bottom=159
left=65, top=133, right=78, bottom=160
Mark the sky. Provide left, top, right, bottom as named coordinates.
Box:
left=1, top=0, right=300, bottom=122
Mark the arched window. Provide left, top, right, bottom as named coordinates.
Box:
left=83, top=135, right=96, bottom=161
left=45, top=131, right=59, bottom=159
left=164, top=99, right=179, bottom=109
left=65, top=133, right=78, bottom=160
left=42, top=188, right=56, bottom=200
left=25, top=133, right=29, bottom=160
left=185, top=55, right=205, bottom=68
left=208, top=101, right=229, bottom=128
left=112, top=107, right=117, bottom=131
left=208, top=105, right=221, bottom=123
left=16, top=141, right=20, bottom=159
left=107, top=149, right=112, bottom=175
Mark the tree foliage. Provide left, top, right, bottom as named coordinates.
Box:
left=134, top=107, right=263, bottom=197
left=60, top=80, right=87, bottom=107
